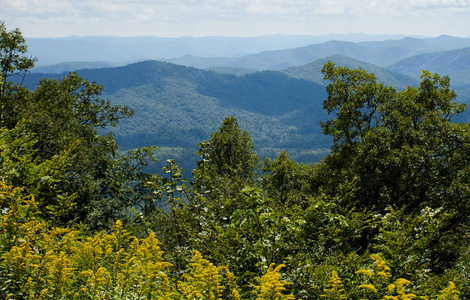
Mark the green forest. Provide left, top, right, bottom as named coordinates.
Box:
left=0, top=21, right=468, bottom=299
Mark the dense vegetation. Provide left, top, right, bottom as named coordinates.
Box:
left=1, top=21, right=469, bottom=299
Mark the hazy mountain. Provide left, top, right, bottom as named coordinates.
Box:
left=32, top=61, right=122, bottom=74
left=166, top=35, right=470, bottom=71
left=26, top=33, right=426, bottom=67
left=387, top=47, right=470, bottom=86
left=206, top=66, right=258, bottom=76
left=24, top=34, right=359, bottom=67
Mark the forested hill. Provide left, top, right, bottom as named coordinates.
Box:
left=21, top=60, right=329, bottom=168
left=20, top=56, right=418, bottom=168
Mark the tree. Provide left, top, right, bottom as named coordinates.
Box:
left=0, top=21, right=36, bottom=127
left=26, top=73, right=133, bottom=161
left=201, top=115, right=258, bottom=181
left=356, top=71, right=470, bottom=213
left=321, top=62, right=470, bottom=215
left=321, top=61, right=396, bottom=154
left=319, top=62, right=470, bottom=271
left=0, top=22, right=159, bottom=229
left=193, top=115, right=259, bottom=202
left=21, top=73, right=146, bottom=228
left=262, top=150, right=305, bottom=206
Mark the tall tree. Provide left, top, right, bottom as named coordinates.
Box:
left=0, top=22, right=160, bottom=229
left=0, top=21, right=36, bottom=127
left=193, top=116, right=259, bottom=199
left=321, top=62, right=470, bottom=214
left=22, top=73, right=140, bottom=228
left=202, top=116, right=258, bottom=181
left=262, top=150, right=305, bottom=207
left=321, top=61, right=396, bottom=154
left=319, top=62, right=470, bottom=266
left=190, top=115, right=260, bottom=229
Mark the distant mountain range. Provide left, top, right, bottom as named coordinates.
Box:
left=165, top=35, right=470, bottom=70
left=30, top=35, right=470, bottom=90
left=27, top=33, right=418, bottom=67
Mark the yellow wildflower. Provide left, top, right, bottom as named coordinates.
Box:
left=359, top=284, right=378, bottom=294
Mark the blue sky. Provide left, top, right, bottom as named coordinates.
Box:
left=1, top=0, right=470, bottom=38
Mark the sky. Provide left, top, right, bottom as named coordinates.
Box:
left=1, top=0, right=470, bottom=38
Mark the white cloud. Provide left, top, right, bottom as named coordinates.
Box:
left=408, top=0, right=470, bottom=8
left=1, top=0, right=469, bottom=37
left=1, top=0, right=383, bottom=21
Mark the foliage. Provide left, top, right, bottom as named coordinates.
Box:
left=0, top=25, right=155, bottom=229
left=319, top=255, right=459, bottom=300
left=373, top=206, right=461, bottom=279
left=193, top=115, right=260, bottom=203
left=321, top=271, right=347, bottom=299
left=0, top=185, right=458, bottom=299
left=1, top=22, right=469, bottom=300
left=0, top=184, right=301, bottom=300
left=251, top=264, right=295, bottom=300
left=0, top=124, right=78, bottom=226
left=262, top=150, right=306, bottom=207
left=319, top=62, right=470, bottom=262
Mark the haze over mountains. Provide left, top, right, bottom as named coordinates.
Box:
left=28, top=33, right=415, bottom=68
left=21, top=33, right=470, bottom=172
left=29, top=34, right=470, bottom=93
left=166, top=35, right=470, bottom=70
left=387, top=47, right=470, bottom=87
